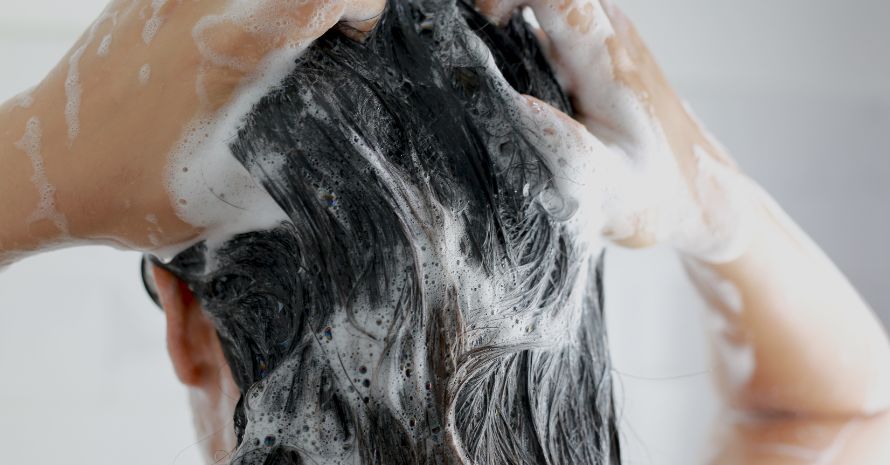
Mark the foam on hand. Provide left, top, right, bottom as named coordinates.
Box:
left=14, top=117, right=69, bottom=235
left=524, top=0, right=756, bottom=264
left=159, top=48, right=310, bottom=263
left=138, top=63, right=151, bottom=85
left=65, top=11, right=115, bottom=145
left=159, top=0, right=347, bottom=262
left=142, top=0, right=167, bottom=45
left=96, top=33, right=113, bottom=56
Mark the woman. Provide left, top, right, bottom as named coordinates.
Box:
left=1, top=0, right=888, bottom=464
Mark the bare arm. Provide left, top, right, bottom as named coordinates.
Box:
left=0, top=98, right=51, bottom=263
left=687, top=186, right=890, bottom=416
left=0, top=0, right=384, bottom=266
left=689, top=186, right=890, bottom=464
left=711, top=413, right=890, bottom=465
left=479, top=0, right=890, bottom=461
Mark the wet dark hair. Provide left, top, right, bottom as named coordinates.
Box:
left=160, top=1, right=621, bottom=464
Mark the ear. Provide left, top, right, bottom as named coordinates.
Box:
left=152, top=264, right=224, bottom=388
left=151, top=265, right=241, bottom=459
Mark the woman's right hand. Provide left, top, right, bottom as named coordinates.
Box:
left=1, top=0, right=383, bottom=259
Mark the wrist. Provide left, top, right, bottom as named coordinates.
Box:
left=0, top=95, right=66, bottom=262
left=1, top=77, right=136, bottom=258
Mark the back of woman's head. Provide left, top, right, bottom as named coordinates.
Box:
left=164, top=1, right=621, bottom=463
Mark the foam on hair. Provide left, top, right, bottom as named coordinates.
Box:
left=163, top=1, right=621, bottom=463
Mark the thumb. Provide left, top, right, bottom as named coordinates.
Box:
left=515, top=94, right=633, bottom=242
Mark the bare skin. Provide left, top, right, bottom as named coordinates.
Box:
left=0, top=0, right=384, bottom=259
left=478, top=0, right=890, bottom=463
left=2, top=0, right=889, bottom=464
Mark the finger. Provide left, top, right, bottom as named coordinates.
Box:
left=467, top=23, right=622, bottom=211
left=474, top=0, right=631, bottom=151
left=475, top=0, right=525, bottom=26
left=338, top=0, right=386, bottom=42
left=515, top=94, right=636, bottom=241
left=523, top=0, right=615, bottom=67
left=520, top=0, right=661, bottom=147
left=522, top=1, right=617, bottom=100
left=525, top=20, right=554, bottom=56
left=191, top=0, right=359, bottom=71
left=341, top=0, right=386, bottom=24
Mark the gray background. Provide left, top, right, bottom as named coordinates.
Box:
left=0, top=1, right=887, bottom=464
left=622, top=0, right=890, bottom=317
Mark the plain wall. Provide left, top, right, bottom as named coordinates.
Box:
left=0, top=1, right=887, bottom=464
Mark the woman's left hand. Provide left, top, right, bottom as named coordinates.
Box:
left=479, top=0, right=756, bottom=263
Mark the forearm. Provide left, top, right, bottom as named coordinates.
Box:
left=0, top=13, right=201, bottom=263
left=0, top=56, right=151, bottom=262
left=0, top=91, right=66, bottom=264
left=685, top=182, right=890, bottom=417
